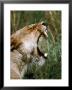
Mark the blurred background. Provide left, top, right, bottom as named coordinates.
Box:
left=11, top=11, right=61, bottom=79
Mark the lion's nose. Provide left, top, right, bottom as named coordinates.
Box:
left=43, top=30, right=48, bottom=38
left=44, top=26, right=48, bottom=38
left=42, top=22, right=48, bottom=27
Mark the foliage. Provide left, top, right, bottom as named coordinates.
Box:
left=11, top=11, right=61, bottom=79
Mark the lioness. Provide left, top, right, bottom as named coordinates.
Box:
left=11, top=21, right=48, bottom=79
left=11, top=21, right=48, bottom=59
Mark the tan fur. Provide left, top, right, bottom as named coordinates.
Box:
left=11, top=21, right=48, bottom=57
left=11, top=21, right=48, bottom=79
